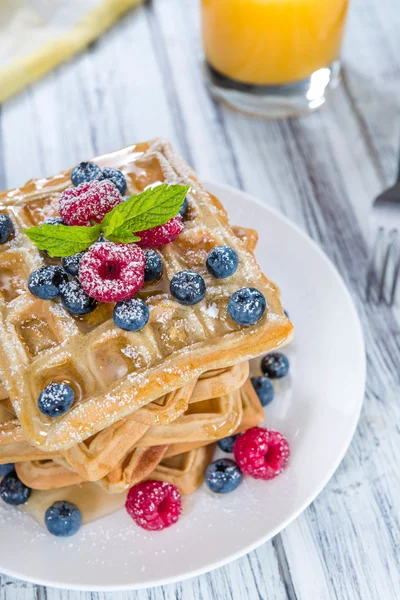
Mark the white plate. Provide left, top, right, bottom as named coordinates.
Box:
left=0, top=182, right=365, bottom=591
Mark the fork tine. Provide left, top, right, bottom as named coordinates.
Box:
left=366, top=227, right=384, bottom=302
left=378, top=228, right=398, bottom=305
left=389, top=235, right=400, bottom=305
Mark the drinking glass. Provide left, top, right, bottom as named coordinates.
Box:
left=201, top=0, right=349, bottom=118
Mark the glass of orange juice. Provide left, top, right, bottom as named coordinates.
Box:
left=201, top=0, right=349, bottom=118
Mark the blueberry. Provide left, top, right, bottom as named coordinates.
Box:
left=205, top=459, right=242, bottom=493
left=28, top=266, right=68, bottom=300
left=62, top=252, right=85, bottom=277
left=43, top=216, right=66, bottom=226
left=217, top=435, right=239, bottom=453
left=179, top=197, right=188, bottom=217
left=228, top=287, right=266, bottom=326
left=0, top=463, right=14, bottom=477
left=71, top=161, right=102, bottom=187
left=38, top=382, right=74, bottom=417
left=251, top=376, right=275, bottom=406
left=261, top=352, right=289, bottom=379
left=45, top=500, right=82, bottom=537
left=144, top=249, right=163, bottom=282
left=101, top=167, right=127, bottom=195
left=0, top=472, right=31, bottom=505
left=0, top=214, right=14, bottom=244
left=284, top=309, right=289, bottom=319
left=206, top=245, right=239, bottom=279
left=113, top=298, right=149, bottom=332
left=170, top=270, right=206, bottom=305
left=60, top=279, right=97, bottom=315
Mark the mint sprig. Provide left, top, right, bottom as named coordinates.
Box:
left=102, top=184, right=189, bottom=238
left=23, top=184, right=189, bottom=257
left=24, top=223, right=102, bottom=257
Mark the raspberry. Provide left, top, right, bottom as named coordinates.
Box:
left=59, top=180, right=121, bottom=226
left=136, top=216, right=183, bottom=248
left=79, top=241, right=145, bottom=302
left=233, top=427, right=290, bottom=480
left=126, top=480, right=182, bottom=531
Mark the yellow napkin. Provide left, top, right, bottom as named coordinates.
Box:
left=0, top=0, right=143, bottom=104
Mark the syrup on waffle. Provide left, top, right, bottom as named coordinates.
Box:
left=14, top=377, right=265, bottom=497
left=0, top=139, right=293, bottom=452
left=0, top=363, right=248, bottom=482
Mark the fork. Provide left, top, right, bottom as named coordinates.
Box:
left=366, top=173, right=400, bottom=306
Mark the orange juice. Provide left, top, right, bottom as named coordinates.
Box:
left=201, top=0, right=349, bottom=86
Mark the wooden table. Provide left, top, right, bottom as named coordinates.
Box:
left=0, top=0, right=399, bottom=598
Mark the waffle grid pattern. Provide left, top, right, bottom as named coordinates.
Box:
left=0, top=139, right=292, bottom=453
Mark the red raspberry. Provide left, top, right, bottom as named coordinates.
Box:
left=233, top=427, right=290, bottom=480
left=136, top=216, right=183, bottom=248
left=126, top=480, right=182, bottom=531
left=59, top=180, right=121, bottom=226
left=79, top=241, right=145, bottom=302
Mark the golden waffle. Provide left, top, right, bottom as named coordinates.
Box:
left=0, top=382, right=9, bottom=401
left=17, top=445, right=212, bottom=497
left=0, top=363, right=247, bottom=481
left=59, top=382, right=195, bottom=481
left=14, top=377, right=263, bottom=495
left=231, top=225, right=258, bottom=254
left=0, top=225, right=252, bottom=410
left=57, top=384, right=244, bottom=489
left=138, top=389, right=243, bottom=447
left=60, top=363, right=247, bottom=480
left=149, top=445, right=216, bottom=496
left=0, top=404, right=55, bottom=463
left=0, top=139, right=292, bottom=452
left=164, top=378, right=264, bottom=457
left=16, top=443, right=168, bottom=494
left=94, top=445, right=168, bottom=493
left=16, top=459, right=84, bottom=490
left=75, top=385, right=245, bottom=490
left=189, top=361, right=248, bottom=403
left=0, top=220, right=251, bottom=472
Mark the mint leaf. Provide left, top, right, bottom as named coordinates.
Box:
left=24, top=224, right=101, bottom=257
left=102, top=184, right=189, bottom=241
left=23, top=183, right=189, bottom=254
left=105, top=229, right=141, bottom=244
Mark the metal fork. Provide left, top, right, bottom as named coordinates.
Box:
left=366, top=174, right=400, bottom=306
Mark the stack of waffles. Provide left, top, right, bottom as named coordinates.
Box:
left=0, top=139, right=293, bottom=525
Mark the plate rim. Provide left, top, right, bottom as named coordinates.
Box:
left=0, top=181, right=366, bottom=591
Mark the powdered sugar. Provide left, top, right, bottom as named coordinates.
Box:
left=79, top=241, right=145, bottom=302
left=136, top=216, right=183, bottom=248
left=201, top=302, right=219, bottom=319
left=59, top=179, right=121, bottom=226
left=121, top=344, right=152, bottom=367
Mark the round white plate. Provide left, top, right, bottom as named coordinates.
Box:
left=0, top=182, right=365, bottom=591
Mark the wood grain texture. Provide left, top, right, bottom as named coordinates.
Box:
left=0, top=0, right=399, bottom=598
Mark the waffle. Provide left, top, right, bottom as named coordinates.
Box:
left=93, top=445, right=168, bottom=493
left=61, top=362, right=247, bottom=480
left=150, top=445, right=216, bottom=496
left=0, top=362, right=248, bottom=483
left=189, top=361, right=248, bottom=404
left=86, top=384, right=246, bottom=493
left=137, top=389, right=243, bottom=447
left=17, top=443, right=168, bottom=493
left=164, top=378, right=265, bottom=457
left=9, top=366, right=246, bottom=482
left=0, top=139, right=292, bottom=452
left=15, top=377, right=264, bottom=495
left=16, top=459, right=84, bottom=490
